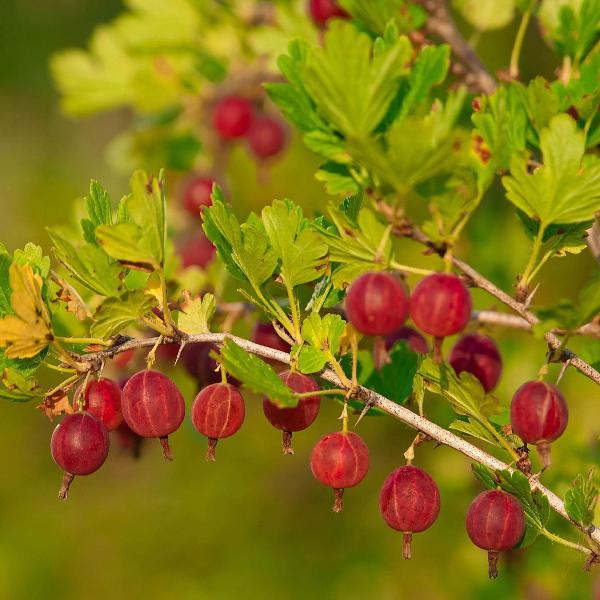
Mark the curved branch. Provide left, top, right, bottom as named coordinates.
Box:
left=76, top=333, right=600, bottom=550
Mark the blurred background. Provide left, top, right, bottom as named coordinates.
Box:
left=0, top=1, right=598, bottom=599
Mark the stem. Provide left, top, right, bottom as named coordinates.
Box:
left=518, top=224, right=546, bottom=295
left=374, top=225, right=392, bottom=263
left=509, top=10, right=531, bottom=79
left=285, top=282, right=302, bottom=344
left=159, top=269, right=175, bottom=336
left=295, top=389, right=347, bottom=398
left=55, top=337, right=112, bottom=347
left=389, top=261, right=433, bottom=276
left=542, top=529, right=592, bottom=556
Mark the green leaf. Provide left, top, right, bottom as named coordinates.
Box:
left=502, top=114, right=600, bottom=226
left=340, top=0, right=426, bottom=34
left=471, top=463, right=497, bottom=489
left=0, top=248, right=11, bottom=317
left=96, top=171, right=166, bottom=271
left=564, top=469, right=599, bottom=527
left=12, top=244, right=51, bottom=279
left=90, top=290, right=158, bottom=339
left=301, top=22, right=412, bottom=137
left=0, top=347, right=45, bottom=402
left=203, top=191, right=277, bottom=294
left=47, top=229, right=124, bottom=297
left=454, top=0, right=516, bottom=30
left=315, top=162, right=360, bottom=196
left=515, top=77, right=561, bottom=136
left=298, top=313, right=346, bottom=374
left=316, top=205, right=394, bottom=288
left=363, top=342, right=419, bottom=404
left=450, top=418, right=500, bottom=445
left=399, top=45, right=450, bottom=119
left=175, top=293, right=216, bottom=334
left=262, top=200, right=328, bottom=288
left=81, top=180, right=113, bottom=244
left=218, top=339, right=297, bottom=407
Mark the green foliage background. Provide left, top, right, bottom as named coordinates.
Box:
left=0, top=1, right=598, bottom=598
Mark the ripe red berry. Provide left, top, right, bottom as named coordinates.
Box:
left=510, top=381, right=568, bottom=468
left=379, top=465, right=441, bottom=559
left=191, top=383, right=245, bottom=461
left=409, top=273, right=472, bottom=338
left=80, top=378, right=123, bottom=432
left=345, top=272, right=409, bottom=336
left=308, top=0, right=349, bottom=26
left=246, top=115, right=287, bottom=159
left=121, top=370, right=186, bottom=461
left=466, top=489, right=525, bottom=578
left=212, top=96, right=253, bottom=139
left=182, top=343, right=221, bottom=385
left=385, top=326, right=429, bottom=354
left=263, top=371, right=321, bottom=454
left=51, top=412, right=110, bottom=500
left=182, top=176, right=215, bottom=216
left=449, top=333, right=502, bottom=393
left=252, top=321, right=291, bottom=354
left=179, top=233, right=216, bottom=269
left=311, top=431, right=369, bottom=512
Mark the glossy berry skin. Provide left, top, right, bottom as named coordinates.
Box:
left=466, top=490, right=525, bottom=578
left=81, top=378, right=123, bottom=431
left=212, top=96, right=253, bottom=139
left=179, top=233, right=216, bottom=269
left=311, top=431, right=369, bottom=512
left=252, top=322, right=291, bottom=354
left=385, top=326, right=428, bottom=354
left=182, top=176, right=215, bottom=216
left=246, top=116, right=287, bottom=159
left=182, top=343, right=221, bottom=385
left=308, top=0, right=349, bottom=26
left=51, top=412, right=110, bottom=499
left=192, top=383, right=245, bottom=461
left=263, top=371, right=321, bottom=454
left=345, top=272, right=409, bottom=336
left=379, top=465, right=440, bottom=559
left=449, top=334, right=502, bottom=393
left=115, top=421, right=143, bottom=459
left=409, top=273, right=472, bottom=338
left=510, top=381, right=568, bottom=467
left=121, top=370, right=186, bottom=460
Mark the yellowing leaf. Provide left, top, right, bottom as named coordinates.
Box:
left=0, top=263, right=53, bottom=359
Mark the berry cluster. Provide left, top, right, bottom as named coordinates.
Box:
left=48, top=269, right=570, bottom=578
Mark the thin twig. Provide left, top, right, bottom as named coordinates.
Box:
left=75, top=333, right=600, bottom=549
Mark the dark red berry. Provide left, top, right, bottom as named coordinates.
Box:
left=113, top=348, right=135, bottom=370
left=308, top=0, right=350, bottom=26
left=80, top=378, right=123, bottom=432
left=156, top=342, right=180, bottom=363
left=182, top=176, right=215, bottom=216
left=213, top=96, right=253, bottom=139
left=121, top=370, right=186, bottom=461
left=115, top=420, right=143, bottom=459
left=466, top=489, right=525, bottom=578
left=345, top=272, right=409, bottom=336
left=51, top=412, right=110, bottom=500
left=385, top=326, right=429, bottom=354
left=191, top=383, right=245, bottom=461
left=252, top=321, right=291, bottom=354
left=449, top=333, right=502, bottom=393
left=409, top=273, right=472, bottom=338
left=263, top=371, right=321, bottom=454
left=311, top=431, right=369, bottom=512
left=179, top=233, right=216, bottom=269
left=182, top=343, right=221, bottom=385
left=379, top=465, right=441, bottom=559
left=510, top=381, right=568, bottom=468
left=246, top=115, right=287, bottom=159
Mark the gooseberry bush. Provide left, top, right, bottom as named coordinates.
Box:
left=1, top=0, right=599, bottom=583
